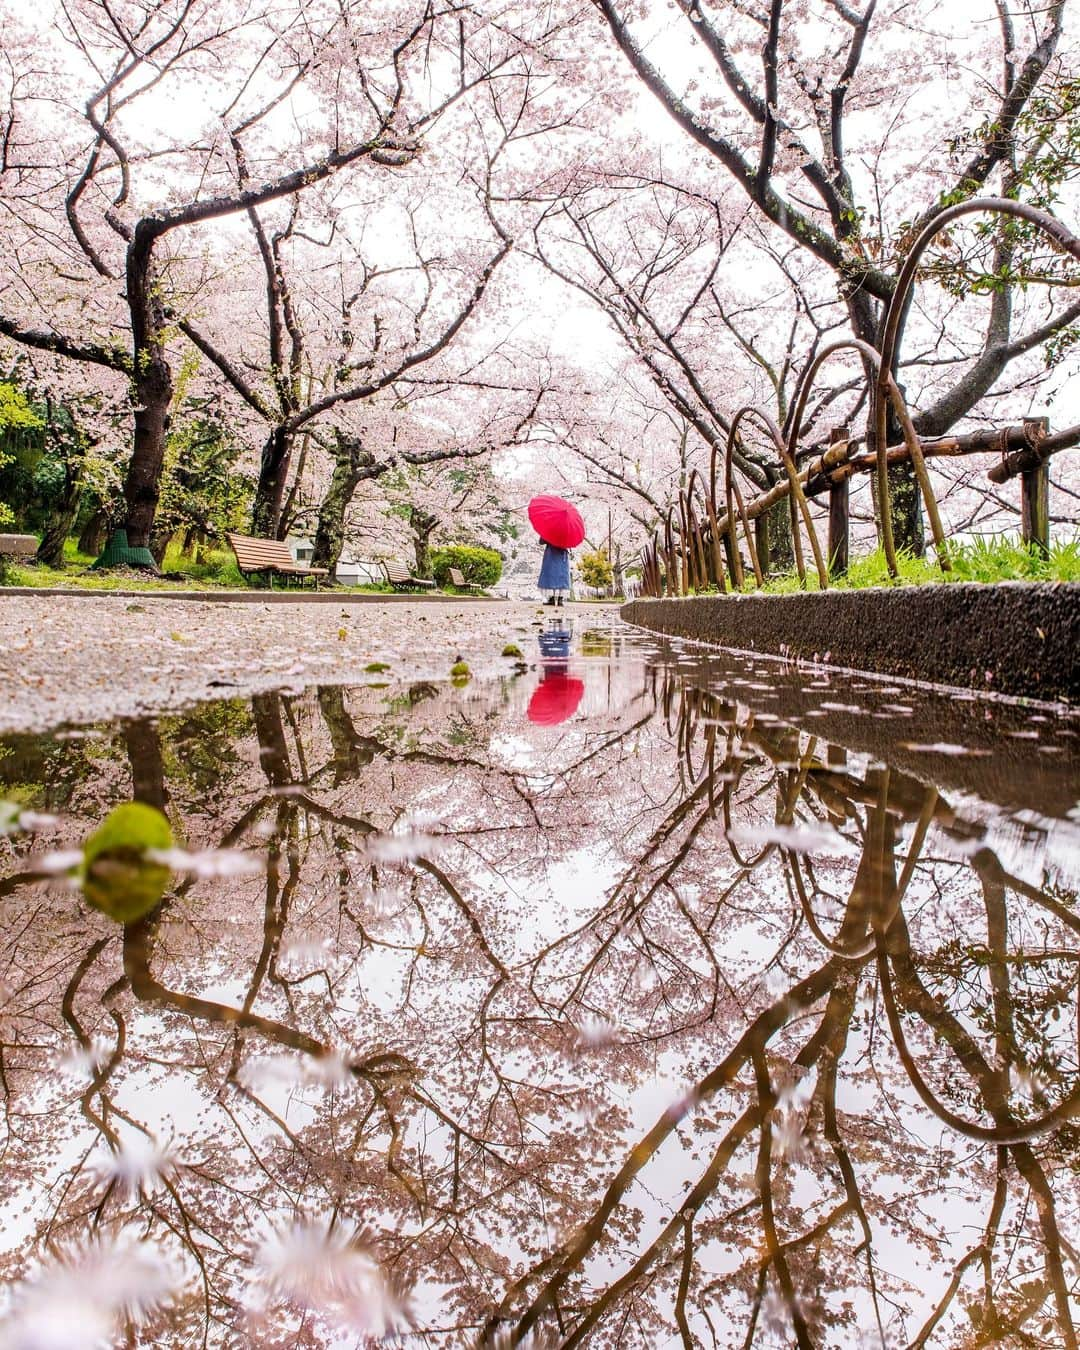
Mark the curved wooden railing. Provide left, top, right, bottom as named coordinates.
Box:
left=637, top=199, right=1080, bottom=598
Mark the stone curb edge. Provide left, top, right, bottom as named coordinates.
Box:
left=622, top=581, right=1080, bottom=704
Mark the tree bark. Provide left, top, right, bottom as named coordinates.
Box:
left=409, top=505, right=439, bottom=578
left=252, top=425, right=295, bottom=538
left=122, top=226, right=174, bottom=553
left=37, top=467, right=84, bottom=567
left=123, top=361, right=172, bottom=549
left=765, top=496, right=794, bottom=571
left=311, top=434, right=383, bottom=574
left=37, top=494, right=82, bottom=567
left=77, top=508, right=110, bottom=557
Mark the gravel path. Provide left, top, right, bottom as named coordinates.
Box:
left=0, top=595, right=563, bottom=734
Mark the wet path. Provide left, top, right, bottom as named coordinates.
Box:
left=1, top=616, right=1077, bottom=1346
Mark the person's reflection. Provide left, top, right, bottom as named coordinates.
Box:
left=528, top=619, right=585, bottom=726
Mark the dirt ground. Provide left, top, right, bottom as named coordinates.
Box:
left=0, top=595, right=573, bottom=734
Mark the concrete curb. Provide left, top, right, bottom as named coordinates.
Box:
left=0, top=586, right=506, bottom=604
left=622, top=581, right=1080, bottom=703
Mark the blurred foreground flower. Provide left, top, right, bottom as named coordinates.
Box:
left=89, top=1135, right=179, bottom=1200
left=80, top=802, right=173, bottom=924
left=55, top=1037, right=112, bottom=1080
left=146, top=845, right=263, bottom=879
left=249, top=1216, right=411, bottom=1338
left=367, top=826, right=444, bottom=864
left=0, top=1237, right=179, bottom=1349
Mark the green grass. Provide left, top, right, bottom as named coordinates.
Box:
left=743, top=534, right=1080, bottom=595
left=1, top=536, right=434, bottom=594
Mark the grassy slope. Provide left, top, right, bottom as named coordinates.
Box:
left=746, top=535, right=1080, bottom=595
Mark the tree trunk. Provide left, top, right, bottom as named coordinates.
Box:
left=409, top=506, right=438, bottom=578
left=317, top=686, right=379, bottom=783
left=312, top=463, right=363, bottom=574
left=77, top=508, right=110, bottom=557
left=36, top=494, right=82, bottom=567
left=123, top=230, right=174, bottom=553
left=36, top=419, right=87, bottom=566
left=312, top=435, right=381, bottom=574
left=845, top=296, right=924, bottom=558
left=887, top=461, right=924, bottom=557
left=251, top=692, right=292, bottom=788
left=149, top=528, right=171, bottom=567
left=123, top=361, right=172, bottom=549
left=884, top=383, right=923, bottom=556
left=123, top=721, right=169, bottom=812
left=252, top=425, right=295, bottom=538
left=765, top=497, right=794, bottom=571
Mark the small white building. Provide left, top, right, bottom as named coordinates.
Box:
left=286, top=536, right=315, bottom=563
left=334, top=555, right=384, bottom=586
left=286, top=537, right=382, bottom=585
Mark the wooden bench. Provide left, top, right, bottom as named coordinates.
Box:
left=382, top=560, right=436, bottom=590
left=448, top=566, right=484, bottom=594
left=226, top=532, right=329, bottom=588
left=0, top=533, right=38, bottom=559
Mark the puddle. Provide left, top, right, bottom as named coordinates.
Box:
left=1, top=615, right=1078, bottom=1346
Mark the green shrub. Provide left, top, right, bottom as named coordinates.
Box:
left=431, top=544, right=502, bottom=588
left=579, top=548, right=614, bottom=591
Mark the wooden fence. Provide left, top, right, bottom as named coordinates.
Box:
left=638, top=198, right=1080, bottom=599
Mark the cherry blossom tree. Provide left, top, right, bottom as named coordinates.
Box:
left=0, top=0, right=591, bottom=558
left=552, top=0, right=1080, bottom=551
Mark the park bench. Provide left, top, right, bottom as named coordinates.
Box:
left=382, top=560, right=436, bottom=591
left=226, top=532, right=329, bottom=588
left=0, top=533, right=38, bottom=560
left=448, top=566, right=484, bottom=594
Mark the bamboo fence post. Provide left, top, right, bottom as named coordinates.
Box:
left=827, top=426, right=850, bottom=577
left=1020, top=417, right=1050, bottom=557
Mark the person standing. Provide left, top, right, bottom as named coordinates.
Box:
left=538, top=541, right=571, bottom=606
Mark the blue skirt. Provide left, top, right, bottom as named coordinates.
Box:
left=538, top=544, right=571, bottom=591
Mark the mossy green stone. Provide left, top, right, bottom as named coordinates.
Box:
left=81, top=801, right=173, bottom=924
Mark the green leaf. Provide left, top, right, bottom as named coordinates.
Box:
left=80, top=802, right=173, bottom=924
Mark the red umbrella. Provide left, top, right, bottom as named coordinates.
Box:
left=527, top=495, right=586, bottom=549
left=527, top=674, right=585, bottom=726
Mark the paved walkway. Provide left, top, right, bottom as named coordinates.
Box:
left=0, top=594, right=570, bottom=733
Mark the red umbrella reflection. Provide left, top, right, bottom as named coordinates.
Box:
left=527, top=673, right=585, bottom=726
left=527, top=495, right=586, bottom=549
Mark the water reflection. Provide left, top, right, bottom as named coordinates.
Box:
left=530, top=620, right=585, bottom=727
left=0, top=620, right=1077, bottom=1347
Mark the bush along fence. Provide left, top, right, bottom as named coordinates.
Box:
left=638, top=198, right=1080, bottom=600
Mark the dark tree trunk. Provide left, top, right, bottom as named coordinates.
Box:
left=765, top=497, right=794, bottom=571
left=883, top=382, right=923, bottom=557
left=843, top=294, right=924, bottom=557
left=317, top=686, right=379, bottom=783
left=149, top=529, right=171, bottom=567
left=887, top=462, right=924, bottom=556
left=122, top=228, right=174, bottom=552
left=37, top=498, right=82, bottom=567
left=312, top=435, right=381, bottom=574
left=123, top=360, right=172, bottom=549
left=77, top=508, right=110, bottom=557
left=252, top=425, right=295, bottom=539
left=251, top=692, right=293, bottom=788
left=409, top=506, right=439, bottom=578
left=37, top=474, right=84, bottom=566
left=36, top=416, right=87, bottom=566
left=123, top=721, right=169, bottom=812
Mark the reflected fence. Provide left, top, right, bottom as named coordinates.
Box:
left=498, top=659, right=1080, bottom=1346
left=638, top=198, right=1080, bottom=598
